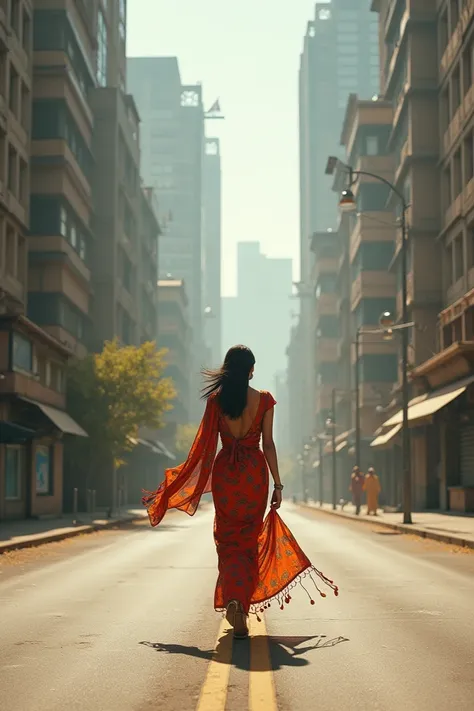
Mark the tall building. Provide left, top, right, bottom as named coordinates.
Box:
left=222, top=242, right=292, bottom=393
left=127, top=58, right=206, bottom=414
left=369, top=0, right=444, bottom=511
left=203, top=137, right=222, bottom=367
left=0, top=0, right=86, bottom=521
left=329, top=95, right=399, bottom=495
left=297, top=0, right=381, bottom=445
left=28, top=1, right=96, bottom=357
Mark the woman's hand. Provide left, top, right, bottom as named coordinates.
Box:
left=271, top=488, right=282, bottom=509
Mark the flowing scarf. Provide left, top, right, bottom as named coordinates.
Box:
left=142, top=396, right=338, bottom=611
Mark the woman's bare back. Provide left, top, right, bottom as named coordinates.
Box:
left=222, top=387, right=261, bottom=439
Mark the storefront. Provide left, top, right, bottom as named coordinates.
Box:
left=0, top=315, right=87, bottom=521
left=372, top=349, right=474, bottom=512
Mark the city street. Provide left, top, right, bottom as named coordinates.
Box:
left=0, top=505, right=473, bottom=711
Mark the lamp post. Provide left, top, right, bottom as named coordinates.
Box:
left=326, top=390, right=338, bottom=511
left=326, top=156, right=413, bottom=525
left=318, top=436, right=324, bottom=506
left=355, top=328, right=362, bottom=470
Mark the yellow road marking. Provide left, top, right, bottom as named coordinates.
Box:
left=249, top=614, right=278, bottom=711
left=196, top=617, right=233, bottom=711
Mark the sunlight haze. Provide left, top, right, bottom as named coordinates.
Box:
left=127, top=0, right=328, bottom=295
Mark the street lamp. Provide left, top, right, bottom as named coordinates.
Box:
left=326, top=156, right=412, bottom=524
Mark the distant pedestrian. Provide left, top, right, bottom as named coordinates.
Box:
left=350, top=466, right=365, bottom=516
left=364, top=467, right=381, bottom=515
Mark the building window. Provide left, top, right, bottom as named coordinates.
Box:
left=35, top=445, right=53, bottom=496
left=70, top=224, right=77, bottom=249
left=5, top=224, right=15, bottom=275
left=22, top=9, right=31, bottom=54
left=119, top=0, right=126, bottom=41
left=79, top=236, right=86, bottom=261
left=5, top=446, right=24, bottom=500
left=8, top=144, right=16, bottom=194
left=9, top=0, right=20, bottom=38
left=96, top=10, right=107, bottom=87
left=60, top=206, right=68, bottom=236
left=366, top=136, right=379, bottom=156
left=9, top=64, right=18, bottom=116
left=12, top=332, right=32, bottom=372
left=32, top=100, right=92, bottom=180
left=358, top=183, right=391, bottom=211
left=453, top=236, right=464, bottom=282
left=360, top=354, right=397, bottom=383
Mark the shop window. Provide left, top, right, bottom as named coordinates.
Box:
left=35, top=445, right=53, bottom=496
left=5, top=446, right=24, bottom=500
left=12, top=331, right=32, bottom=371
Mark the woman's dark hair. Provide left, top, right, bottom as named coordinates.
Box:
left=202, top=345, right=255, bottom=419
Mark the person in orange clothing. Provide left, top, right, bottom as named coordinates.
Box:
left=364, top=467, right=381, bottom=515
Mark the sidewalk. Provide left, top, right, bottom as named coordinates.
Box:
left=0, top=508, right=147, bottom=554
left=300, top=501, right=474, bottom=550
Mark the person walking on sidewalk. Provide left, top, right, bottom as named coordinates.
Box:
left=364, top=467, right=381, bottom=516
left=350, top=466, right=365, bottom=516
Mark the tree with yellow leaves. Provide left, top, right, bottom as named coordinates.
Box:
left=175, top=423, right=199, bottom=457
left=67, top=339, right=175, bottom=468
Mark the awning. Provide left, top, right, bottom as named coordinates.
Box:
left=325, top=440, right=348, bottom=455
left=370, top=425, right=401, bottom=449
left=382, top=376, right=474, bottom=428
left=19, top=397, right=88, bottom=437
left=0, top=421, right=36, bottom=444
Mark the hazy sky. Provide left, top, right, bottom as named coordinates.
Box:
left=127, top=0, right=327, bottom=296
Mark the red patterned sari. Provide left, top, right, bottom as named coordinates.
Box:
left=143, top=391, right=338, bottom=616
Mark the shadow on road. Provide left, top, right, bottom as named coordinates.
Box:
left=140, top=633, right=349, bottom=671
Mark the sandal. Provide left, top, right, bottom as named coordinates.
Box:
left=226, top=600, right=249, bottom=640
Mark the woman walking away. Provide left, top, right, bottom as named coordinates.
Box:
left=143, top=345, right=338, bottom=639
left=364, top=467, right=381, bottom=516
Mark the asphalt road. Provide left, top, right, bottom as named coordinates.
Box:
left=0, top=504, right=473, bottom=711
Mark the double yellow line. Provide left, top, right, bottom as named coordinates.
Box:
left=196, top=615, right=277, bottom=711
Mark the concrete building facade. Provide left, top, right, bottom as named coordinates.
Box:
left=0, top=0, right=87, bottom=521
left=296, top=0, right=381, bottom=455
left=127, top=58, right=206, bottom=415
left=202, top=137, right=222, bottom=367
left=28, top=0, right=97, bottom=358
left=157, top=279, right=191, bottom=427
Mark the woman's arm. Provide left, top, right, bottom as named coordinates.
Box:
left=262, top=407, right=282, bottom=508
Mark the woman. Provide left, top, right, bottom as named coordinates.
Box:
left=143, top=345, right=338, bottom=639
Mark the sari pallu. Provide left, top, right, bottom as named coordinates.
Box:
left=143, top=394, right=338, bottom=615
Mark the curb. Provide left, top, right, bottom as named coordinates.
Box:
left=0, top=514, right=146, bottom=555
left=299, top=503, right=474, bottom=551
